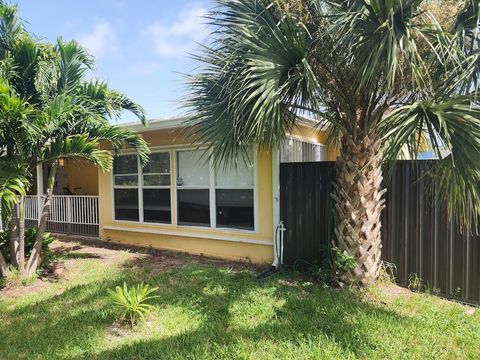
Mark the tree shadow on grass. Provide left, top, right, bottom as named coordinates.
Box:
left=1, top=255, right=412, bottom=360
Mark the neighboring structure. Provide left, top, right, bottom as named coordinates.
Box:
left=28, top=116, right=335, bottom=264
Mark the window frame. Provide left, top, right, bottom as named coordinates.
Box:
left=112, top=150, right=173, bottom=225
left=174, top=147, right=258, bottom=232
left=111, top=146, right=258, bottom=233
left=142, top=151, right=172, bottom=224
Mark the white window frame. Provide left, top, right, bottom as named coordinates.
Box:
left=112, top=154, right=141, bottom=222
left=112, top=150, right=173, bottom=224
left=141, top=151, right=172, bottom=224
left=174, top=147, right=258, bottom=233
left=111, top=146, right=258, bottom=233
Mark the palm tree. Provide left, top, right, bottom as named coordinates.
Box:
left=0, top=2, right=150, bottom=278
left=185, top=0, right=480, bottom=285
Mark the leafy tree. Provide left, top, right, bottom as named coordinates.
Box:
left=0, top=2, right=149, bottom=279
left=185, top=0, right=480, bottom=284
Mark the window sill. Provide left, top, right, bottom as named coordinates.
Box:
left=103, top=223, right=273, bottom=246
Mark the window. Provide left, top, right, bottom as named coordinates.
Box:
left=113, top=152, right=172, bottom=224
left=113, top=154, right=139, bottom=221
left=176, top=149, right=255, bottom=231
left=176, top=150, right=210, bottom=227
left=143, top=152, right=171, bottom=224
left=113, top=148, right=256, bottom=232
left=215, top=157, right=254, bottom=230
left=281, top=137, right=327, bottom=163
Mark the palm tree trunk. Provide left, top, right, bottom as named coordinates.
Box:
left=9, top=204, right=19, bottom=267
left=26, top=163, right=57, bottom=277
left=332, top=134, right=386, bottom=286
left=0, top=251, right=8, bottom=277
left=17, top=195, right=26, bottom=278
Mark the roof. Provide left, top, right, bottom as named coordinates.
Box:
left=121, top=114, right=325, bottom=133
left=120, top=116, right=188, bottom=133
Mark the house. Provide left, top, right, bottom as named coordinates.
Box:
left=27, top=116, right=335, bottom=264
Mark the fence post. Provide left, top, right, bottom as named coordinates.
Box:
left=67, top=196, right=72, bottom=235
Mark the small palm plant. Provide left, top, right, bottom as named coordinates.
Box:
left=107, top=282, right=159, bottom=327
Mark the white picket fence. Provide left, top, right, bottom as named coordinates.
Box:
left=25, top=195, right=99, bottom=236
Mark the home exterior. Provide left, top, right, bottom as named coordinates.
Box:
left=27, top=117, right=335, bottom=264
left=98, top=117, right=334, bottom=264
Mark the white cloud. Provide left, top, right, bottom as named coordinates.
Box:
left=146, top=5, right=208, bottom=58
left=78, top=20, right=118, bottom=59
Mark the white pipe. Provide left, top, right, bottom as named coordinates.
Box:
left=272, top=147, right=281, bottom=268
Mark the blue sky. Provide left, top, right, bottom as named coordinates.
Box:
left=19, top=0, right=213, bottom=122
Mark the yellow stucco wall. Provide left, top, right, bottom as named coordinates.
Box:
left=98, top=127, right=275, bottom=264
left=62, top=159, right=99, bottom=195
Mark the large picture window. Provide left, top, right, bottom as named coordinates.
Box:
left=176, top=149, right=255, bottom=231
left=113, top=152, right=172, bottom=224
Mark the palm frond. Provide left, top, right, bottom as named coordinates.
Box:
left=78, top=80, right=146, bottom=123
left=380, top=97, right=480, bottom=226
left=42, top=134, right=112, bottom=171
left=0, top=2, right=25, bottom=56
left=0, top=161, right=29, bottom=223
left=55, top=38, right=94, bottom=95
left=86, top=124, right=150, bottom=165
left=184, top=0, right=319, bottom=165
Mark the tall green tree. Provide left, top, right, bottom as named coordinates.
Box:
left=0, top=2, right=149, bottom=278
left=185, top=0, right=480, bottom=284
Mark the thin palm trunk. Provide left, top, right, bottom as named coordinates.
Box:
left=8, top=204, right=19, bottom=267
left=332, top=134, right=386, bottom=285
left=0, top=250, right=7, bottom=277
left=26, top=163, right=57, bottom=276
left=17, top=195, right=26, bottom=277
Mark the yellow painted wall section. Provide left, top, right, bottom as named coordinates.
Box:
left=98, top=127, right=274, bottom=264
left=62, top=159, right=99, bottom=195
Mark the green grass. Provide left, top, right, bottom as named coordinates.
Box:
left=0, top=241, right=479, bottom=360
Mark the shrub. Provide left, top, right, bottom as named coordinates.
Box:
left=107, top=282, right=159, bottom=327
left=0, top=227, right=55, bottom=259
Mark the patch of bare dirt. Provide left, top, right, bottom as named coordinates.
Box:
left=1, top=235, right=262, bottom=299
left=377, top=282, right=414, bottom=299
left=0, top=278, right=50, bottom=298
left=106, top=320, right=133, bottom=339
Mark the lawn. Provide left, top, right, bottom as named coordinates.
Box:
left=0, top=238, right=479, bottom=360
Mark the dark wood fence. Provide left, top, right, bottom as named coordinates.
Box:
left=280, top=161, right=480, bottom=306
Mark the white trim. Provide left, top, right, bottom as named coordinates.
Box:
left=137, top=155, right=144, bottom=222
left=120, top=117, right=187, bottom=132
left=209, top=151, right=216, bottom=228
left=103, top=224, right=273, bottom=246
left=119, top=115, right=326, bottom=134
